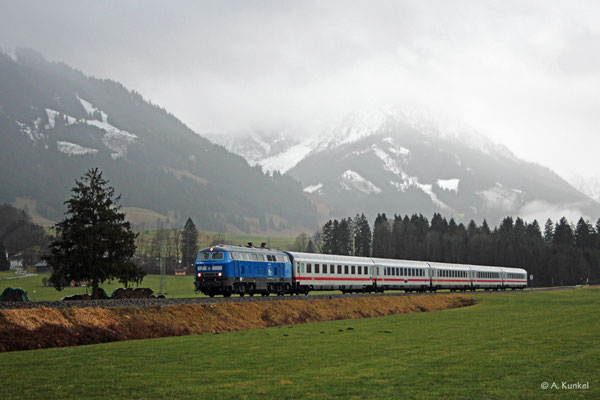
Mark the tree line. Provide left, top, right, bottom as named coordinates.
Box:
left=295, top=213, right=600, bottom=287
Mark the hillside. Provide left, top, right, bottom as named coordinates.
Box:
left=0, top=49, right=317, bottom=232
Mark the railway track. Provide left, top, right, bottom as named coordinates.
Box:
left=0, top=285, right=581, bottom=310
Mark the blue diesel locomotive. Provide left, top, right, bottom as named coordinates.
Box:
left=194, top=244, right=293, bottom=297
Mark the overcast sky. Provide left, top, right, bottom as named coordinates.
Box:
left=1, top=0, right=599, bottom=181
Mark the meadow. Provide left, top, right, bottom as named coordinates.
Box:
left=0, top=288, right=597, bottom=399
left=0, top=272, right=201, bottom=301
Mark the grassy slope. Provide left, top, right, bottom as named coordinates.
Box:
left=0, top=288, right=597, bottom=399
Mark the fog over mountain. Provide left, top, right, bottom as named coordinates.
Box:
left=2, top=0, right=599, bottom=189
left=1, top=1, right=600, bottom=227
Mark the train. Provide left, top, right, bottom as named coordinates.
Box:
left=193, top=243, right=528, bottom=297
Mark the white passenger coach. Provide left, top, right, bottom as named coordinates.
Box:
left=286, top=252, right=527, bottom=293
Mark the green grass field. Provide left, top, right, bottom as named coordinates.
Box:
left=0, top=273, right=202, bottom=301
left=0, top=288, right=597, bottom=399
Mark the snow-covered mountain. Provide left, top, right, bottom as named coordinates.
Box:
left=213, top=107, right=600, bottom=224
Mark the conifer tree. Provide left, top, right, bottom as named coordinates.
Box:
left=45, top=168, right=144, bottom=294
left=353, top=213, right=371, bottom=257
left=305, top=238, right=316, bottom=253
left=372, top=213, right=392, bottom=258
left=338, top=218, right=353, bottom=255
left=181, top=218, right=199, bottom=269
left=544, top=219, right=554, bottom=244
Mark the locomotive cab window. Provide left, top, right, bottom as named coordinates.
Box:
left=200, top=252, right=210, bottom=260
left=212, top=252, right=224, bottom=260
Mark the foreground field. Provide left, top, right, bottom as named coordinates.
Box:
left=0, top=288, right=597, bottom=399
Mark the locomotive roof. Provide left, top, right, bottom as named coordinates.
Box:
left=201, top=244, right=286, bottom=254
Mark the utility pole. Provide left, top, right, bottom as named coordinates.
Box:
left=159, top=259, right=168, bottom=296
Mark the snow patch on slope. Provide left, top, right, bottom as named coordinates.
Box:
left=417, top=183, right=458, bottom=214
left=78, top=96, right=108, bottom=122
left=261, top=141, right=315, bottom=173
left=16, top=120, right=44, bottom=143
left=303, top=183, right=323, bottom=194
left=340, top=170, right=381, bottom=194
left=57, top=141, right=98, bottom=156
left=477, top=186, right=521, bottom=212
left=78, top=97, right=138, bottom=158
left=436, top=179, right=460, bottom=192
left=45, top=109, right=77, bottom=129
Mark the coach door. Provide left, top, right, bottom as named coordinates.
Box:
left=372, top=264, right=380, bottom=289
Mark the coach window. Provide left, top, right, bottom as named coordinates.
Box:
left=337, top=265, right=342, bottom=274
left=315, top=264, right=320, bottom=273
left=358, top=266, right=362, bottom=274
left=323, top=264, right=328, bottom=274
left=307, top=263, right=312, bottom=273
left=364, top=266, right=369, bottom=275
left=350, top=265, right=355, bottom=274
left=345, top=265, right=349, bottom=274
left=330, top=265, right=334, bottom=274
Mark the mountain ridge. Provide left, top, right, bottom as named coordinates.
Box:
left=0, top=48, right=317, bottom=232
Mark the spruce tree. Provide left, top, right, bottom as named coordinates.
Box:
left=544, top=219, right=554, bottom=244
left=338, top=218, right=353, bottom=255
left=305, top=238, right=316, bottom=253
left=181, top=218, right=199, bottom=269
left=321, top=220, right=334, bottom=254
left=354, top=213, right=371, bottom=257
left=45, top=168, right=144, bottom=294
left=372, top=213, right=392, bottom=258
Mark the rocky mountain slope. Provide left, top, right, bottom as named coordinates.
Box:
left=215, top=107, right=600, bottom=224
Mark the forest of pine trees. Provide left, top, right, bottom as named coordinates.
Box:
left=309, top=212, right=600, bottom=287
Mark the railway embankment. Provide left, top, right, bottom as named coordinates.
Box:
left=0, top=294, right=475, bottom=352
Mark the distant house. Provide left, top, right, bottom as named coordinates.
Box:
left=9, top=254, right=23, bottom=270
left=29, top=261, right=50, bottom=273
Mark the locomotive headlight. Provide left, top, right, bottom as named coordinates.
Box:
left=218, top=272, right=222, bottom=277
left=197, top=272, right=202, bottom=278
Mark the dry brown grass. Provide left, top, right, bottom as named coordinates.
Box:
left=0, top=295, right=475, bottom=352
